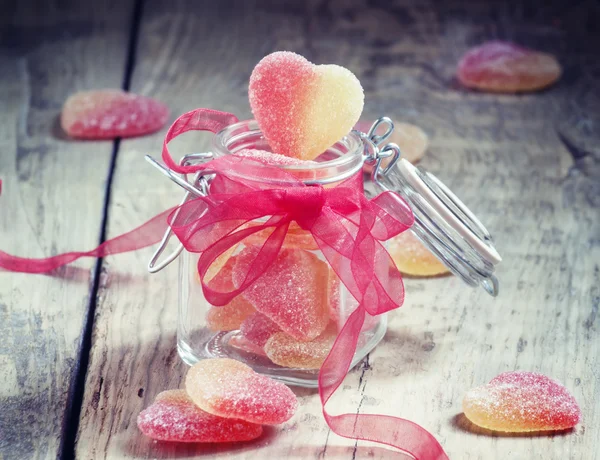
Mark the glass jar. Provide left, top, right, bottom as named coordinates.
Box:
left=146, top=117, right=500, bottom=388
left=177, top=120, right=387, bottom=387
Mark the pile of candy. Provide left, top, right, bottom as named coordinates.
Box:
left=138, top=358, right=297, bottom=442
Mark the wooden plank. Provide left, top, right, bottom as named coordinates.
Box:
left=77, top=0, right=600, bottom=458
left=0, top=1, right=134, bottom=458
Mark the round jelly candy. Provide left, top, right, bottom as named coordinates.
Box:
left=463, top=371, right=581, bottom=432
left=457, top=41, right=561, bottom=93
left=264, top=323, right=338, bottom=369
left=388, top=231, right=449, bottom=277
left=249, top=51, right=364, bottom=160
left=137, top=390, right=263, bottom=443
left=61, top=89, right=169, bottom=139
left=186, top=359, right=298, bottom=425
left=205, top=256, right=255, bottom=331
left=232, top=246, right=330, bottom=341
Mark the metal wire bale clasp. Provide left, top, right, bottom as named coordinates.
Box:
left=145, top=152, right=213, bottom=273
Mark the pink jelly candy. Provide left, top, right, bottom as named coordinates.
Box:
left=228, top=334, right=268, bottom=356
left=186, top=359, right=298, bottom=425
left=234, top=148, right=316, bottom=166
left=463, top=371, right=581, bottom=432
left=137, top=390, right=263, bottom=443
left=232, top=246, right=330, bottom=341
left=355, top=120, right=429, bottom=164
left=205, top=256, right=256, bottom=331
left=240, top=312, right=282, bottom=347
left=264, top=322, right=338, bottom=369
left=457, top=41, right=561, bottom=93
left=61, top=89, right=169, bottom=139
left=249, top=51, right=364, bottom=160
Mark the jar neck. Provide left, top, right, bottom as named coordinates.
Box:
left=212, top=120, right=365, bottom=186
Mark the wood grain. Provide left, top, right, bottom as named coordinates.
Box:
left=75, top=0, right=600, bottom=459
left=0, top=1, right=134, bottom=458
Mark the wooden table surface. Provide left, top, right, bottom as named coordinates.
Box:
left=1, top=0, right=599, bottom=459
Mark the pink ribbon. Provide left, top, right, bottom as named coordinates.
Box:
left=0, top=109, right=449, bottom=460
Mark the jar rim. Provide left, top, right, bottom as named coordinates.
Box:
left=212, top=119, right=365, bottom=184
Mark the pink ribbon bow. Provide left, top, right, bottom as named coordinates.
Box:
left=0, top=108, right=449, bottom=460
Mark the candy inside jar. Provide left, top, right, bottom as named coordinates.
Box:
left=176, top=120, right=388, bottom=387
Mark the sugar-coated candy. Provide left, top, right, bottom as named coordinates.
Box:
left=137, top=390, right=263, bottom=443
left=463, top=371, right=581, bottom=432
left=355, top=120, right=429, bottom=164
left=233, top=246, right=330, bottom=341
left=234, top=148, right=316, bottom=166
left=240, top=312, right=282, bottom=347
left=457, top=41, right=561, bottom=93
left=61, top=89, right=169, bottom=139
left=229, top=334, right=268, bottom=356
left=186, top=359, right=298, bottom=425
left=205, top=256, right=255, bottom=331
left=388, top=231, right=449, bottom=277
left=249, top=51, right=364, bottom=160
left=265, top=323, right=338, bottom=369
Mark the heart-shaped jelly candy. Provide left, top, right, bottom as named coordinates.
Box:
left=137, top=390, right=263, bottom=442
left=463, top=371, right=581, bottom=432
left=186, top=358, right=297, bottom=425
left=457, top=41, right=561, bottom=93
left=249, top=51, right=364, bottom=160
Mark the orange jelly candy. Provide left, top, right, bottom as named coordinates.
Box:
left=137, top=390, right=263, bottom=443
left=232, top=246, right=330, bottom=341
left=388, top=231, right=449, bottom=277
left=205, top=256, right=255, bottom=331
left=457, top=41, right=561, bottom=93
left=186, top=359, right=298, bottom=425
left=463, top=371, right=581, bottom=432
left=264, top=323, right=338, bottom=369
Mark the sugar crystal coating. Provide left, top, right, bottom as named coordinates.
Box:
left=249, top=51, right=364, bottom=160
left=388, top=231, right=449, bottom=277
left=232, top=246, right=330, bottom=341
left=137, top=390, right=263, bottom=443
left=463, top=371, right=581, bottom=432
left=61, top=89, right=169, bottom=139
left=240, top=312, right=282, bottom=347
left=457, top=41, right=561, bottom=93
left=205, top=256, right=256, bottom=331
left=186, top=359, right=298, bottom=425
left=355, top=120, right=429, bottom=164
left=265, top=322, right=338, bottom=369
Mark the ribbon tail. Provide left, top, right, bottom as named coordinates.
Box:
left=0, top=208, right=174, bottom=274
left=320, top=307, right=450, bottom=460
